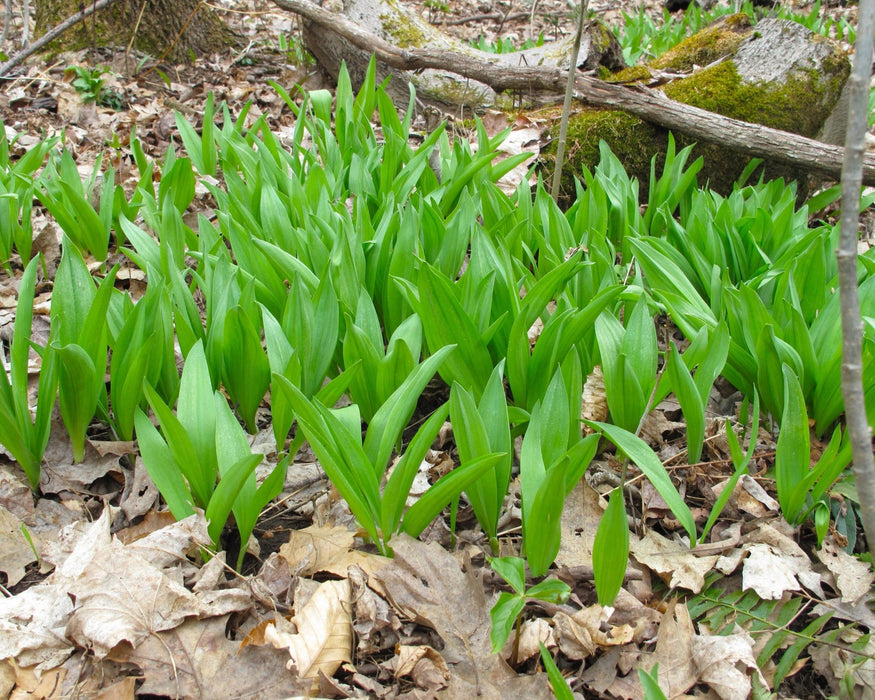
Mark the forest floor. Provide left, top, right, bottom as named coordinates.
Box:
left=0, top=0, right=873, bottom=699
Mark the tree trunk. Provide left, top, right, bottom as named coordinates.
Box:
left=33, top=0, right=236, bottom=63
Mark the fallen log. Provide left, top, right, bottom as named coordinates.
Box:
left=271, top=0, right=875, bottom=187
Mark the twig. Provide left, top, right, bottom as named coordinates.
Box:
left=0, top=0, right=121, bottom=77
left=838, top=0, right=875, bottom=563
left=550, top=0, right=588, bottom=202
left=441, top=11, right=529, bottom=26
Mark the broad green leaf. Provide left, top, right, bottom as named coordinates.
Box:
left=134, top=408, right=194, bottom=519
left=381, top=403, right=449, bottom=537
left=490, top=592, right=525, bottom=653
left=401, top=452, right=506, bottom=538
left=665, top=342, right=705, bottom=463
left=205, top=453, right=262, bottom=547
left=540, top=643, right=574, bottom=700
left=525, top=465, right=567, bottom=577
left=588, top=421, right=696, bottom=540
left=526, top=578, right=571, bottom=604
left=363, top=344, right=454, bottom=476
left=593, top=488, right=629, bottom=606
left=776, top=364, right=810, bottom=524
left=488, top=556, right=526, bottom=596
left=53, top=343, right=98, bottom=463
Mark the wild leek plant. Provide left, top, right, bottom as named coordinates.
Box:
left=343, top=290, right=423, bottom=423
left=108, top=275, right=179, bottom=441
left=776, top=364, right=852, bottom=541
left=135, top=341, right=286, bottom=570
left=274, top=346, right=505, bottom=556
left=0, top=256, right=58, bottom=489
left=0, top=123, right=54, bottom=266
left=50, top=242, right=117, bottom=461
left=38, top=150, right=114, bottom=262
left=519, top=367, right=600, bottom=577
left=595, top=295, right=659, bottom=433
left=449, top=362, right=512, bottom=554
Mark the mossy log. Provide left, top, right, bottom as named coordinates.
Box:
left=33, top=0, right=236, bottom=64
left=271, top=0, right=875, bottom=191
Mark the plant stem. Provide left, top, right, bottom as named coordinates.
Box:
left=838, top=0, right=875, bottom=563
left=550, top=0, right=589, bottom=203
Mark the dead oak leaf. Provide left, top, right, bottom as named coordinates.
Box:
left=371, top=534, right=552, bottom=699
left=632, top=530, right=717, bottom=593
left=691, top=628, right=767, bottom=700
left=113, top=614, right=310, bottom=699
left=816, top=535, right=875, bottom=604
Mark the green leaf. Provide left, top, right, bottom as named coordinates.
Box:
left=589, top=421, right=697, bottom=540
left=222, top=305, right=270, bottom=433
left=526, top=578, right=571, bottom=604
left=593, top=488, right=629, bottom=606
left=490, top=592, right=525, bottom=653
left=776, top=364, right=810, bottom=523
left=380, top=403, right=449, bottom=537
left=53, top=343, right=98, bottom=463
left=525, top=464, right=567, bottom=577
left=363, top=344, right=454, bottom=476
left=205, top=453, right=262, bottom=547
left=134, top=409, right=195, bottom=519
left=540, top=642, right=574, bottom=700
left=665, top=341, right=705, bottom=463
left=639, top=664, right=669, bottom=700
left=488, top=556, right=526, bottom=596
left=401, top=452, right=506, bottom=537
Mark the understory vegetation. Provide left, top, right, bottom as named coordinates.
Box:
left=1, top=6, right=874, bottom=686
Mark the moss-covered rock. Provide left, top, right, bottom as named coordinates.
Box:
left=549, top=17, right=850, bottom=201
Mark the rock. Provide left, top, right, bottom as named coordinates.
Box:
left=551, top=15, right=851, bottom=199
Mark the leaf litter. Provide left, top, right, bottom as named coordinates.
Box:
left=0, top=0, right=873, bottom=697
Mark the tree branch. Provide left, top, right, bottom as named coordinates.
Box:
left=0, top=0, right=121, bottom=77
left=838, top=0, right=875, bottom=562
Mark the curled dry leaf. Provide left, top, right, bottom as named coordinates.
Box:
left=816, top=535, right=875, bottom=604
left=393, top=644, right=450, bottom=693
left=691, top=627, right=768, bottom=700
left=631, top=530, right=717, bottom=594
left=265, top=578, right=353, bottom=683
left=278, top=522, right=388, bottom=579
left=554, top=604, right=635, bottom=661
left=645, top=600, right=697, bottom=698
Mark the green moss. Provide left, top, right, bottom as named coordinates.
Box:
left=545, top=109, right=663, bottom=202
left=651, top=14, right=753, bottom=71
left=607, top=65, right=653, bottom=83
left=663, top=60, right=845, bottom=138
left=379, top=2, right=428, bottom=49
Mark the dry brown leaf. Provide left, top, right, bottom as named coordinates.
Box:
left=115, top=614, right=309, bottom=698
left=265, top=578, right=353, bottom=682
left=515, top=618, right=555, bottom=664
left=632, top=530, right=717, bottom=593
left=645, top=600, right=698, bottom=698
left=371, top=534, right=552, bottom=699
left=739, top=523, right=821, bottom=600
left=392, top=644, right=451, bottom=693
left=278, top=522, right=389, bottom=578
left=0, top=506, right=39, bottom=586
left=816, top=535, right=875, bottom=604
left=554, top=604, right=635, bottom=660
left=350, top=563, right=400, bottom=654
left=556, top=477, right=602, bottom=569
left=691, top=628, right=767, bottom=700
